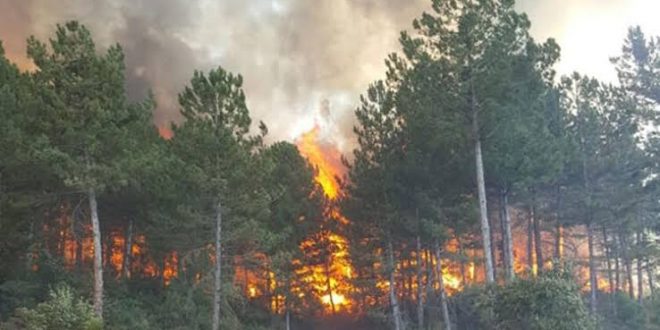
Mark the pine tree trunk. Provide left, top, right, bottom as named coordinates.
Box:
left=212, top=200, right=223, bottom=330
left=416, top=236, right=424, bottom=329
left=458, top=238, right=467, bottom=285
left=603, top=226, right=617, bottom=315
left=587, top=222, right=597, bottom=314
left=500, top=190, right=514, bottom=281
left=325, top=259, right=336, bottom=314
left=284, top=279, right=292, bottom=330
left=555, top=224, right=563, bottom=261
left=105, top=234, right=112, bottom=275
left=471, top=94, right=494, bottom=283
left=527, top=214, right=534, bottom=275
left=615, top=236, right=621, bottom=292
left=123, top=218, right=133, bottom=279
left=285, top=309, right=290, bottom=330
left=434, top=241, right=452, bottom=330
left=424, top=249, right=435, bottom=312
left=554, top=185, right=562, bottom=260
left=578, top=97, right=595, bottom=313
left=88, top=188, right=104, bottom=318
left=490, top=213, right=498, bottom=281
left=387, top=240, right=403, bottom=330
left=636, top=229, right=643, bottom=302
left=646, top=231, right=655, bottom=297
left=76, top=227, right=83, bottom=271
left=531, top=189, right=543, bottom=274
left=648, top=258, right=655, bottom=297
left=603, top=227, right=614, bottom=294
left=621, top=233, right=634, bottom=298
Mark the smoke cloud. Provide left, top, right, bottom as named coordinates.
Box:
left=2, top=0, right=657, bottom=149
left=0, top=0, right=429, bottom=149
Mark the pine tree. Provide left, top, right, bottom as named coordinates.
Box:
left=172, top=66, right=268, bottom=329
left=400, top=0, right=558, bottom=282
left=26, top=21, right=153, bottom=318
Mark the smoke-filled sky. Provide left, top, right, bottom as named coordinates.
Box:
left=1, top=0, right=659, bottom=149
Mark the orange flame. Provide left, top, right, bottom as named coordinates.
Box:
left=296, top=125, right=355, bottom=313
left=296, top=126, right=344, bottom=200
left=158, top=125, right=173, bottom=140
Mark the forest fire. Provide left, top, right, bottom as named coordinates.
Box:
left=44, top=203, right=178, bottom=284
left=295, top=125, right=355, bottom=313
left=37, top=150, right=613, bottom=317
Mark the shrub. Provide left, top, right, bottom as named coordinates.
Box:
left=104, top=295, right=151, bottom=330
left=451, top=285, right=495, bottom=329
left=481, top=270, right=595, bottom=330
left=644, top=293, right=660, bottom=330
left=1, top=284, right=102, bottom=330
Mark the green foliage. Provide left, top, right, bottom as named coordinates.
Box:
left=486, top=273, right=595, bottom=330
left=644, top=293, right=660, bottom=329
left=152, top=282, right=213, bottom=330
left=0, top=280, right=42, bottom=319
left=451, top=285, right=494, bottom=330
left=1, top=285, right=102, bottom=330
left=27, top=21, right=153, bottom=192
left=607, top=292, right=646, bottom=330
left=103, top=294, right=151, bottom=330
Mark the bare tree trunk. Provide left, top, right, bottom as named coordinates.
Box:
left=554, top=185, right=562, bottom=261
left=500, top=190, right=514, bottom=281
left=434, top=241, right=452, bottom=330
left=76, top=229, right=83, bottom=271
left=648, top=259, right=655, bottom=297
left=636, top=229, right=644, bottom=302
left=212, top=200, right=223, bottom=330
left=587, top=222, right=597, bottom=315
left=527, top=214, right=534, bottom=275
left=285, top=309, right=291, bottom=330
left=471, top=96, right=494, bottom=283
left=123, top=218, right=133, bottom=279
left=602, top=226, right=617, bottom=315
left=325, top=260, right=336, bottom=314
left=457, top=236, right=467, bottom=285
left=615, top=238, right=621, bottom=292
left=490, top=212, right=498, bottom=281
left=555, top=224, right=563, bottom=261
left=387, top=240, right=403, bottom=330
left=577, top=93, right=595, bottom=314
left=88, top=188, right=103, bottom=318
left=602, top=227, right=614, bottom=294
left=647, top=231, right=655, bottom=297
left=531, top=189, right=543, bottom=274
left=425, top=249, right=435, bottom=312
left=416, top=236, right=424, bottom=329
left=621, top=232, right=634, bottom=299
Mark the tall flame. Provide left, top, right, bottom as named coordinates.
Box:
left=296, top=126, right=344, bottom=200
left=296, top=125, right=355, bottom=313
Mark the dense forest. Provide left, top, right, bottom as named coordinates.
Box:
left=1, top=0, right=659, bottom=329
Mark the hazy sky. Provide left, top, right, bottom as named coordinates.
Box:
left=1, top=0, right=659, bottom=149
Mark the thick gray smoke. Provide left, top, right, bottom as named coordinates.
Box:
left=0, top=0, right=429, bottom=148
left=2, top=0, right=655, bottom=147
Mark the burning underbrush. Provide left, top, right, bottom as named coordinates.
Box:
left=32, top=125, right=612, bottom=319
